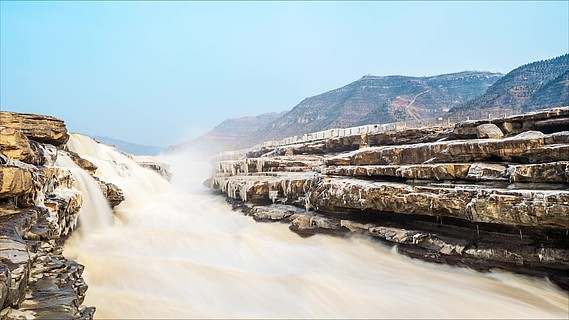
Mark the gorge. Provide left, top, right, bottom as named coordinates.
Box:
left=1, top=109, right=568, bottom=318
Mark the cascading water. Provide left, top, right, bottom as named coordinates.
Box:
left=55, top=152, right=113, bottom=234
left=60, top=136, right=568, bottom=319
left=66, top=134, right=171, bottom=211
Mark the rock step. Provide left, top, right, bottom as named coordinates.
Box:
left=216, top=156, right=322, bottom=175
left=322, top=161, right=569, bottom=184
left=326, top=131, right=569, bottom=166
left=210, top=173, right=569, bottom=230
left=451, top=107, right=569, bottom=139
left=310, top=177, right=569, bottom=229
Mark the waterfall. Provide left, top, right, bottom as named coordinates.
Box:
left=55, top=152, right=113, bottom=234
left=66, top=133, right=170, bottom=211
left=59, top=140, right=568, bottom=319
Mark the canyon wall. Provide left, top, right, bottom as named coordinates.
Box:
left=207, top=106, right=569, bottom=290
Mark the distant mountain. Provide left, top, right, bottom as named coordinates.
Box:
left=256, top=71, right=501, bottom=142
left=92, top=136, right=164, bottom=156
left=449, top=54, right=569, bottom=114
left=167, top=71, right=501, bottom=154
left=165, top=111, right=285, bottom=154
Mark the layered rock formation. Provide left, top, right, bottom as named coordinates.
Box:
left=0, top=111, right=124, bottom=319
left=207, top=107, right=569, bottom=290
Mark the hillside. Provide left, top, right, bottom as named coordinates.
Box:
left=522, top=70, right=569, bottom=111
left=449, top=54, right=569, bottom=114
left=165, top=111, right=285, bottom=154
left=167, top=72, right=501, bottom=154
left=255, top=71, right=501, bottom=142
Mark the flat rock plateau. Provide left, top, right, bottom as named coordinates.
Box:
left=206, top=106, right=569, bottom=291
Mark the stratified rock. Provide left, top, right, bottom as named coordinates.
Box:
left=465, top=163, right=508, bottom=181
left=208, top=106, right=569, bottom=291
left=476, top=124, right=504, bottom=139
left=308, top=177, right=569, bottom=229
left=326, top=131, right=569, bottom=166
left=215, top=156, right=322, bottom=175
left=0, top=128, right=36, bottom=164
left=508, top=162, right=569, bottom=184
left=0, top=112, right=69, bottom=147
left=322, top=163, right=472, bottom=181
left=0, top=206, right=41, bottom=308
left=451, top=106, right=569, bottom=138
left=0, top=167, right=34, bottom=200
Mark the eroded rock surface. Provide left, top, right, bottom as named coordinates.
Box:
left=208, top=107, right=569, bottom=291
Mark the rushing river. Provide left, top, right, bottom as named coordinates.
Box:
left=61, top=134, right=568, bottom=319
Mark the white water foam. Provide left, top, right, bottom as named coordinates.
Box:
left=55, top=152, right=113, bottom=234
left=61, top=143, right=568, bottom=319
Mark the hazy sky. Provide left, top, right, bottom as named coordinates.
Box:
left=1, top=1, right=568, bottom=147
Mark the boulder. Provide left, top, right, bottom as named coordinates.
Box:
left=476, top=124, right=504, bottom=139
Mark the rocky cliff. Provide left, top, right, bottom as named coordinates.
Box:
left=0, top=111, right=125, bottom=319
left=206, top=106, right=569, bottom=290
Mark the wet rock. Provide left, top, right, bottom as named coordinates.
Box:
left=0, top=112, right=94, bottom=318
left=215, top=156, right=322, bottom=175
left=249, top=204, right=306, bottom=221
left=66, top=151, right=97, bottom=175
left=96, top=179, right=125, bottom=208
left=137, top=161, right=172, bottom=181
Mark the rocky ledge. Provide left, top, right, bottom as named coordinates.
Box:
left=207, top=107, right=569, bottom=291
left=1, top=111, right=124, bottom=319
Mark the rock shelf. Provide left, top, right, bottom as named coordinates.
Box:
left=207, top=107, right=569, bottom=290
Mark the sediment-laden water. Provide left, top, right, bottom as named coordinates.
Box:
left=61, top=135, right=569, bottom=319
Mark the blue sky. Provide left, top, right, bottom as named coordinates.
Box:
left=1, top=1, right=568, bottom=147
